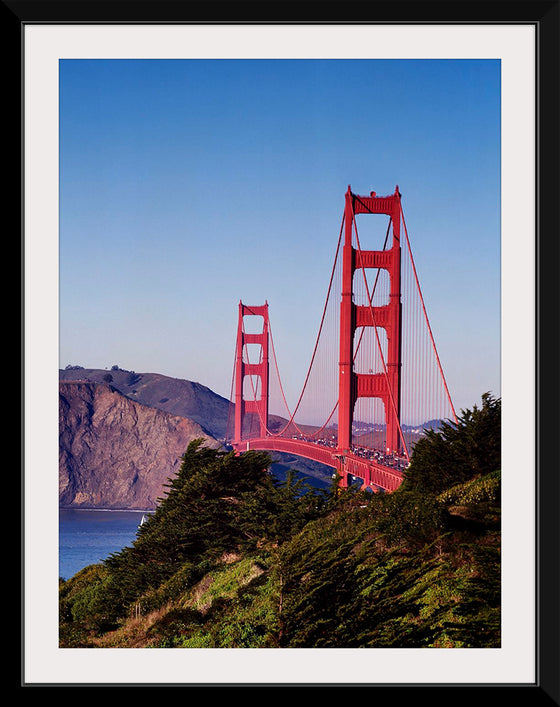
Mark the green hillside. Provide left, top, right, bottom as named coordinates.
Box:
left=59, top=394, right=501, bottom=649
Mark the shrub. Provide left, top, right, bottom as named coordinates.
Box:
left=402, top=393, right=501, bottom=496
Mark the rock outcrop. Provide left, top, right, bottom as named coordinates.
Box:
left=59, top=381, right=220, bottom=509
left=59, top=367, right=231, bottom=439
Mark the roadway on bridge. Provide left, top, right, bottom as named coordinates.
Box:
left=231, top=436, right=405, bottom=492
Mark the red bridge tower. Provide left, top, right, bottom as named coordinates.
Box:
left=338, top=185, right=403, bottom=455
left=234, top=301, right=270, bottom=443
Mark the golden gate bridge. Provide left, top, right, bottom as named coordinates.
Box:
left=226, top=185, right=457, bottom=492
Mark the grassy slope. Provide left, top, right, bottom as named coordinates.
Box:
left=60, top=470, right=500, bottom=649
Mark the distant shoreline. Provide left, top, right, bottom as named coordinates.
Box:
left=59, top=507, right=153, bottom=513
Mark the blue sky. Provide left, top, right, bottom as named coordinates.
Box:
left=59, top=58, right=501, bottom=416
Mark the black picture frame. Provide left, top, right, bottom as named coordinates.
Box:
left=13, top=1, right=558, bottom=700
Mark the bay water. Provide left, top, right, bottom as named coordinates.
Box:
left=59, top=509, right=150, bottom=580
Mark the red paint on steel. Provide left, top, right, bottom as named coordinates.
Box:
left=231, top=437, right=403, bottom=493
left=234, top=302, right=270, bottom=442
left=338, top=186, right=404, bottom=457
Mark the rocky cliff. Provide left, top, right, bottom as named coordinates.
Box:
left=59, top=381, right=221, bottom=509
left=59, top=367, right=231, bottom=439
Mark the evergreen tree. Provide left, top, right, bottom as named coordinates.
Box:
left=401, top=392, right=501, bottom=496
left=66, top=440, right=332, bottom=625
left=101, top=440, right=274, bottom=611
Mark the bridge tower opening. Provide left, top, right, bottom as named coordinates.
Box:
left=338, top=185, right=403, bottom=456
left=233, top=301, right=270, bottom=443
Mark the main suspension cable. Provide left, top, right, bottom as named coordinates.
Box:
left=265, top=214, right=345, bottom=437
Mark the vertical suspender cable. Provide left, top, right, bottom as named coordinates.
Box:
left=400, top=203, right=458, bottom=424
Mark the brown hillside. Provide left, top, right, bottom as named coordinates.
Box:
left=59, top=367, right=231, bottom=439
left=59, top=381, right=220, bottom=510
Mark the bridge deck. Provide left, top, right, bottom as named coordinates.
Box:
left=231, top=437, right=404, bottom=493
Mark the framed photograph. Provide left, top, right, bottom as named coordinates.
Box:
left=17, top=2, right=558, bottom=697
